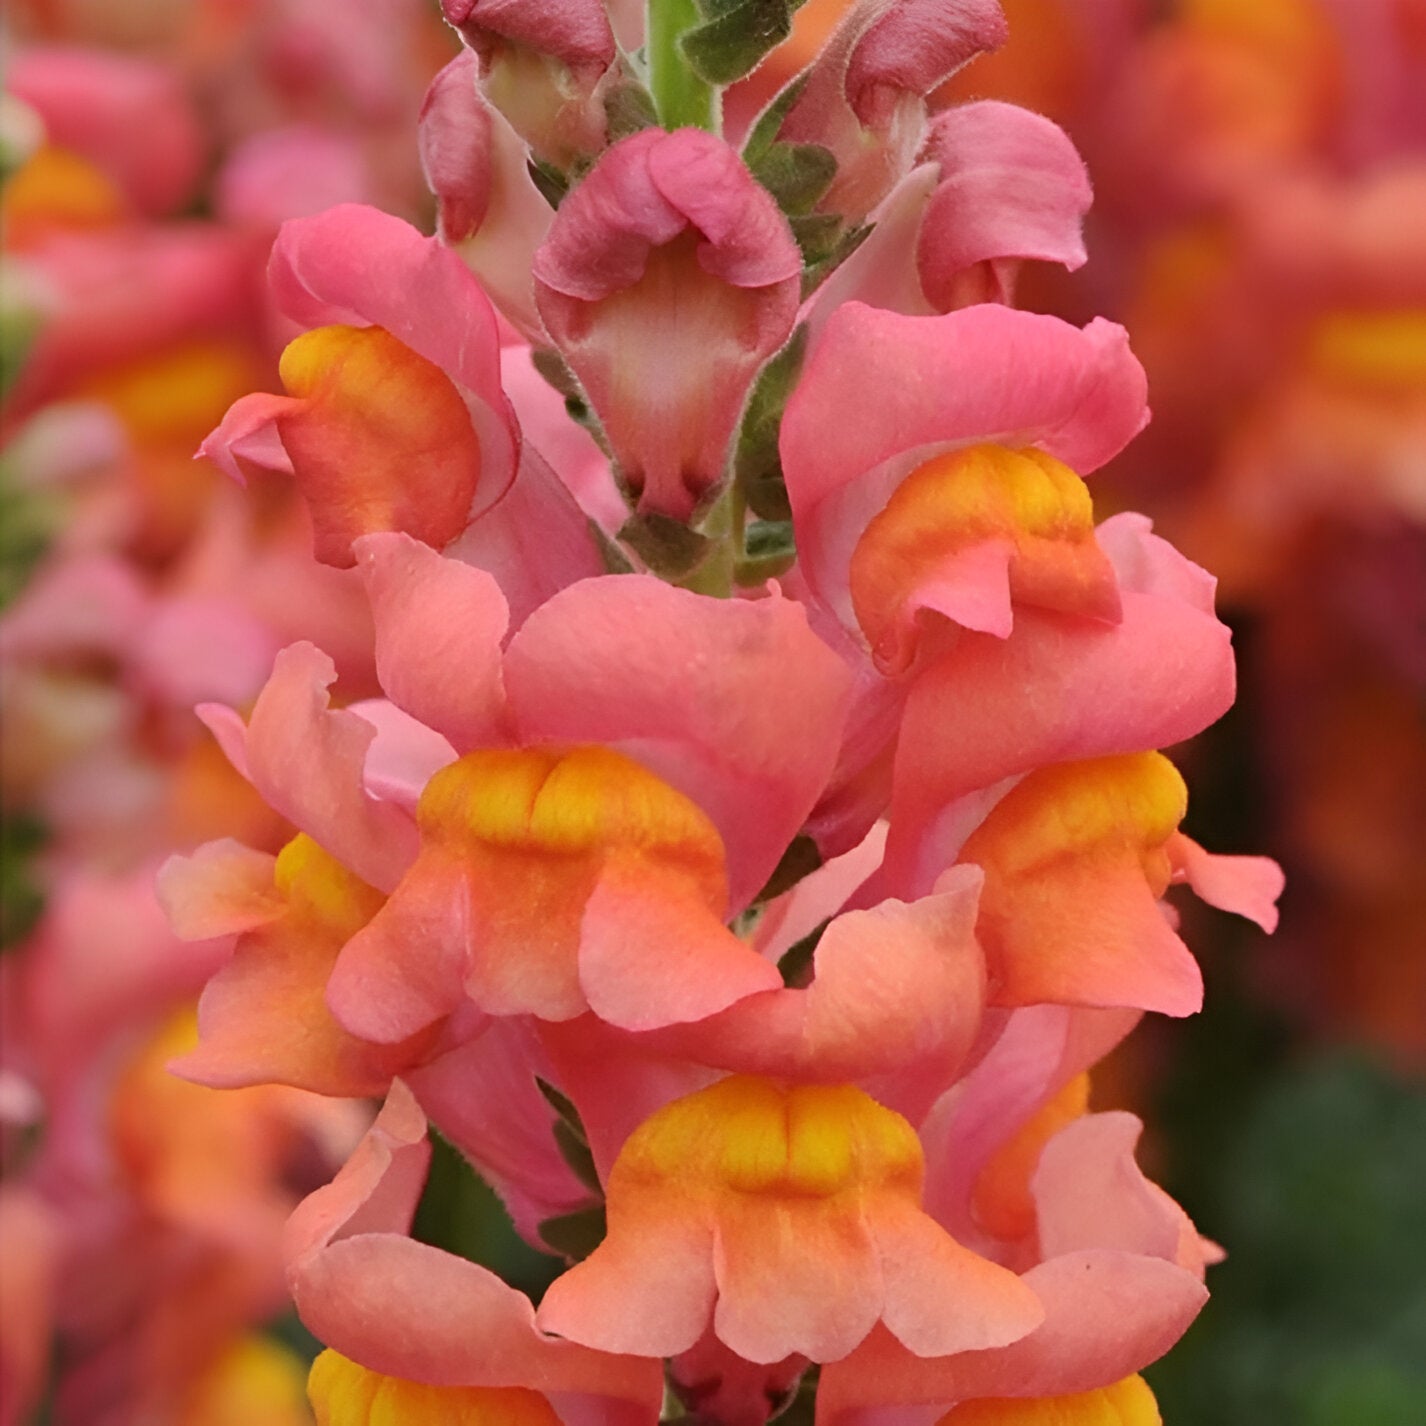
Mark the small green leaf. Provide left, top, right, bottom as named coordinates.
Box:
left=735, top=519, right=797, bottom=583
left=680, top=0, right=811, bottom=87
left=743, top=73, right=810, bottom=168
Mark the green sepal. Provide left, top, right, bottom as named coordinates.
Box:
left=591, top=520, right=637, bottom=576
left=735, top=518, right=797, bottom=584
left=801, top=220, right=872, bottom=297
left=680, top=0, right=811, bottom=86
left=538, top=1203, right=608, bottom=1261
left=743, top=74, right=810, bottom=168
left=735, top=325, right=807, bottom=522
left=617, top=511, right=712, bottom=579
left=603, top=78, right=658, bottom=144
left=749, top=140, right=837, bottom=216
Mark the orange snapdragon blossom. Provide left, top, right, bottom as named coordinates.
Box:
left=30, top=0, right=1285, bottom=1423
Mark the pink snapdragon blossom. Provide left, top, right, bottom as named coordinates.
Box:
left=532, top=128, right=802, bottom=520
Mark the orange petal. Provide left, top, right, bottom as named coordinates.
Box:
left=276, top=324, right=482, bottom=566
left=850, top=444, right=1120, bottom=673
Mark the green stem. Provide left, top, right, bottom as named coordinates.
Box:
left=647, top=0, right=718, bottom=131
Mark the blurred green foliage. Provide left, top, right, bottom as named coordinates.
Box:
left=1149, top=1049, right=1426, bottom=1424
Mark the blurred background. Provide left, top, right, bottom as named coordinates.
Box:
left=2, top=1, right=1423, bottom=1422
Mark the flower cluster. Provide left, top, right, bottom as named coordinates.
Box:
left=11, top=2, right=1286, bottom=1423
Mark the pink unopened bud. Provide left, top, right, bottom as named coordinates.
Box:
left=419, top=52, right=554, bottom=337
left=441, top=0, right=623, bottom=169
left=770, top=0, right=1008, bottom=227
left=809, top=99, right=1092, bottom=327
left=533, top=128, right=801, bottom=521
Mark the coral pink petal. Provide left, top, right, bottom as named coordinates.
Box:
left=874, top=1200, right=1045, bottom=1357
left=327, top=855, right=470, bottom=1043
left=645, top=130, right=805, bottom=289
left=538, top=1205, right=718, bottom=1359
left=816, top=1253, right=1206, bottom=1415
left=843, top=0, right=1009, bottom=120
left=921, top=1004, right=1140, bottom=1245
left=1169, top=834, right=1284, bottom=934
left=443, top=444, right=607, bottom=632
left=1032, top=1113, right=1207, bottom=1275
left=244, top=643, right=419, bottom=893
left=578, top=861, right=783, bottom=1031
left=347, top=699, right=458, bottom=812
left=288, top=1084, right=663, bottom=1409
left=195, top=702, right=251, bottom=779
left=404, top=1023, right=591, bottom=1248
left=356, top=532, right=511, bottom=751
left=711, top=1208, right=881, bottom=1364
left=639, top=868, right=987, bottom=1086
left=505, top=577, right=852, bottom=909
left=156, top=840, right=283, bottom=940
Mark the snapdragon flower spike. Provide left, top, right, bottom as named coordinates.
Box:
left=327, top=541, right=852, bottom=1040
left=532, top=128, right=802, bottom=521
left=762, top=0, right=1009, bottom=229
left=537, top=1075, right=1044, bottom=1364
left=810, top=101, right=1092, bottom=323
left=781, top=301, right=1147, bottom=653
left=200, top=204, right=517, bottom=567
left=287, top=1083, right=662, bottom=1424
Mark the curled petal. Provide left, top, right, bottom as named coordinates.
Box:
left=243, top=643, right=419, bottom=893
left=917, top=102, right=1092, bottom=312
left=1168, top=833, right=1284, bottom=933
left=816, top=1254, right=1205, bottom=1417
left=156, top=840, right=283, bottom=941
